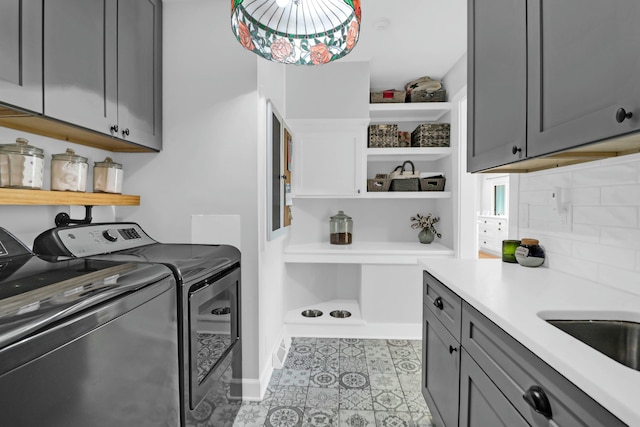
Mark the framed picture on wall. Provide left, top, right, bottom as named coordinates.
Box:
left=266, top=100, right=291, bottom=240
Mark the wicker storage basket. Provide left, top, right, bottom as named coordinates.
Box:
left=368, top=124, right=399, bottom=147
left=370, top=90, right=405, bottom=103
left=411, top=123, right=450, bottom=147
left=389, top=161, right=419, bottom=191
left=420, top=176, right=446, bottom=191
left=408, top=88, right=447, bottom=103
left=367, top=175, right=390, bottom=192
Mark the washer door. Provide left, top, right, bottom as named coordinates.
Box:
left=188, top=266, right=240, bottom=409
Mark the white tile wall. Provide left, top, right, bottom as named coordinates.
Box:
left=516, top=153, right=640, bottom=295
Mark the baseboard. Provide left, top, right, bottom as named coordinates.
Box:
left=284, top=322, right=421, bottom=340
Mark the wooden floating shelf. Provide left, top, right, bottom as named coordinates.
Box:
left=0, top=188, right=140, bottom=206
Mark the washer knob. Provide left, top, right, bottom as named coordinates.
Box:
left=102, top=229, right=119, bottom=242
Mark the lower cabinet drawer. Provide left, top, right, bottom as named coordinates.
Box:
left=461, top=302, right=625, bottom=427
left=423, top=271, right=462, bottom=339
left=460, top=349, right=529, bottom=427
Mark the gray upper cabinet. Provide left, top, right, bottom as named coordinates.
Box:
left=44, top=0, right=162, bottom=151
left=0, top=0, right=43, bottom=114
left=527, top=0, right=640, bottom=157
left=117, top=0, right=162, bottom=151
left=469, top=0, right=640, bottom=172
left=467, top=0, right=527, bottom=173
left=44, top=0, right=118, bottom=135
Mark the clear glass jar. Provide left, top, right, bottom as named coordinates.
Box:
left=51, top=148, right=88, bottom=192
left=515, top=238, right=545, bottom=267
left=0, top=137, right=44, bottom=189
left=93, top=157, right=123, bottom=194
left=329, top=210, right=353, bottom=245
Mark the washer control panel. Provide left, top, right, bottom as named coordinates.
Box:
left=47, top=223, right=156, bottom=257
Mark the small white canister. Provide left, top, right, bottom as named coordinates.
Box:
left=51, top=148, right=88, bottom=192
left=0, top=138, right=45, bottom=189
left=93, top=157, right=123, bottom=194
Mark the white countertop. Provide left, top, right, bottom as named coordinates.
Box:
left=419, top=258, right=640, bottom=426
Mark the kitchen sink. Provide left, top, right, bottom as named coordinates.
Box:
left=547, top=319, right=640, bottom=371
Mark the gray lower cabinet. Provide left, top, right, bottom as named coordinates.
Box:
left=467, top=0, right=527, bottom=173
left=459, top=349, right=529, bottom=427
left=44, top=0, right=162, bottom=151
left=422, top=305, right=460, bottom=427
left=527, top=0, right=640, bottom=158
left=0, top=0, right=43, bottom=114
left=422, top=271, right=626, bottom=427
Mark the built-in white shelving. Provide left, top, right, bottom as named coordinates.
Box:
left=369, top=102, right=452, bottom=122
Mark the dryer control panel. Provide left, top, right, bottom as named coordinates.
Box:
left=33, top=223, right=157, bottom=257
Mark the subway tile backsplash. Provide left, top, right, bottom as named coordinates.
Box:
left=516, top=153, right=640, bottom=295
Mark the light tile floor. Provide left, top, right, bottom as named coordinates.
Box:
left=232, top=337, right=433, bottom=427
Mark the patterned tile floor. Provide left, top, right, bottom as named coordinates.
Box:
left=232, top=337, right=433, bottom=427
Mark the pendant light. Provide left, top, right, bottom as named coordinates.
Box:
left=231, top=0, right=361, bottom=65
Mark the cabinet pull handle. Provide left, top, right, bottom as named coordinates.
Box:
left=122, top=128, right=130, bottom=137
left=512, top=145, right=522, bottom=155
left=110, top=124, right=118, bottom=133
left=616, top=108, right=633, bottom=123
left=523, top=385, right=553, bottom=419
left=449, top=345, right=458, bottom=354
left=433, top=296, right=444, bottom=310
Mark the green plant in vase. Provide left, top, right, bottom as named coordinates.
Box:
left=410, top=213, right=442, bottom=244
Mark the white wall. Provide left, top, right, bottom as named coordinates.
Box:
left=256, top=58, right=289, bottom=398
left=117, top=0, right=262, bottom=391
left=515, top=153, right=640, bottom=296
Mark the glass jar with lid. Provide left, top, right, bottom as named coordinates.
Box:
left=93, top=157, right=123, bottom=194
left=329, top=210, right=353, bottom=245
left=0, top=137, right=45, bottom=189
left=515, top=238, right=546, bottom=267
left=51, top=148, right=88, bottom=192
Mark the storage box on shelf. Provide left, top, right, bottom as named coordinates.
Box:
left=368, top=124, right=399, bottom=147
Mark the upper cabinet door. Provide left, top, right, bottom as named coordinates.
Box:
left=527, top=0, right=640, bottom=157
left=117, top=0, right=162, bottom=151
left=467, top=0, right=527, bottom=172
left=0, top=0, right=43, bottom=113
left=44, top=0, right=118, bottom=135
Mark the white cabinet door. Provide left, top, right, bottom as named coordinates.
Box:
left=291, top=120, right=366, bottom=197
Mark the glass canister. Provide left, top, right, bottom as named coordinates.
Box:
left=93, top=157, right=123, bottom=193
left=502, top=239, right=521, bottom=263
left=0, top=137, right=45, bottom=189
left=329, top=210, right=353, bottom=245
left=51, top=148, right=88, bottom=192
left=515, top=238, right=546, bottom=267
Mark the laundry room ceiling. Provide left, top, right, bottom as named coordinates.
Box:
left=345, top=0, right=467, bottom=91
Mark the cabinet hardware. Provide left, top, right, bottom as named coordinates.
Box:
left=616, top=108, right=633, bottom=123
left=523, top=385, right=553, bottom=419
left=110, top=124, right=118, bottom=133
left=512, top=145, right=522, bottom=155
left=433, top=296, right=444, bottom=310
left=122, top=128, right=130, bottom=137
left=449, top=345, right=458, bottom=354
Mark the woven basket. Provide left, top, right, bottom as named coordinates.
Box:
left=420, top=177, right=446, bottom=191
left=411, top=123, right=450, bottom=147
left=367, top=177, right=390, bottom=192
left=368, top=124, right=399, bottom=147
left=408, top=88, right=447, bottom=103
left=370, top=90, right=405, bottom=103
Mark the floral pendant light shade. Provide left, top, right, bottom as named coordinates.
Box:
left=231, top=0, right=361, bottom=65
